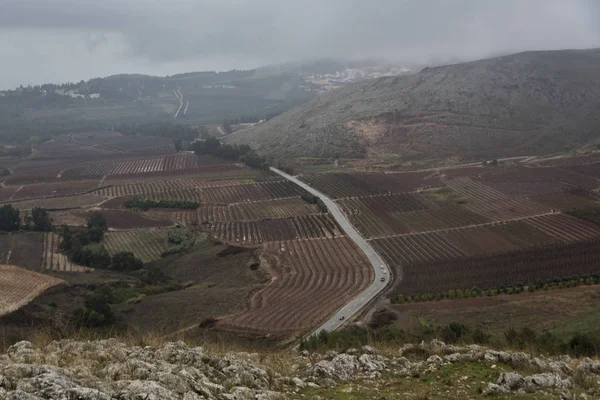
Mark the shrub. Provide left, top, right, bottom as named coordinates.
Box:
left=111, top=251, right=144, bottom=271
left=30, top=207, right=52, bottom=231
left=569, top=334, right=599, bottom=357
left=441, top=323, right=469, bottom=343
left=72, top=243, right=111, bottom=268
left=369, top=309, right=398, bottom=329
left=124, top=196, right=200, bottom=211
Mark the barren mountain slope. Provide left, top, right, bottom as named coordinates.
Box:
left=229, top=49, right=600, bottom=161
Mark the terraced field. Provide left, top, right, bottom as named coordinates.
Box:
left=219, top=237, right=374, bottom=333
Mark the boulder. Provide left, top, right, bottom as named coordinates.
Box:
left=425, top=355, right=443, bottom=365
left=482, top=383, right=510, bottom=395
left=522, top=373, right=572, bottom=392
left=497, top=372, right=523, bottom=389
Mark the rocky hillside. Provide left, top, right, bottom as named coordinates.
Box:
left=1, top=339, right=599, bottom=399
left=230, top=49, right=600, bottom=161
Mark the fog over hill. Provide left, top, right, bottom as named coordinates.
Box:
left=1, top=0, right=599, bottom=89
left=229, top=49, right=600, bottom=161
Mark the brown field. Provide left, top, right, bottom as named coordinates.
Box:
left=128, top=180, right=306, bottom=205
left=163, top=197, right=319, bottom=225
left=481, top=166, right=599, bottom=190
left=8, top=194, right=109, bottom=211
left=101, top=167, right=263, bottom=185
left=205, top=214, right=341, bottom=245
left=0, top=264, right=63, bottom=317
left=4, top=180, right=102, bottom=202
left=346, top=206, right=489, bottom=238
left=481, top=180, right=573, bottom=197
left=372, top=214, right=600, bottom=290
left=300, top=171, right=442, bottom=199
left=523, top=214, right=600, bottom=243
left=0, top=187, right=19, bottom=203
left=392, top=239, right=600, bottom=296
left=61, top=154, right=240, bottom=178
left=529, top=191, right=599, bottom=211
left=93, top=178, right=242, bottom=197
left=219, top=237, right=374, bottom=334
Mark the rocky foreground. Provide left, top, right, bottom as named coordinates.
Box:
left=0, top=339, right=599, bottom=399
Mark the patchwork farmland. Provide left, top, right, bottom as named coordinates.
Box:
left=2, top=130, right=600, bottom=338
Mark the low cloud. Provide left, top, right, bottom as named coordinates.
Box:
left=1, top=0, right=599, bottom=88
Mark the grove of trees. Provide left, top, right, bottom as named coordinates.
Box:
left=0, top=205, right=53, bottom=232
left=192, top=137, right=269, bottom=170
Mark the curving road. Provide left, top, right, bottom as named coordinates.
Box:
left=269, top=167, right=394, bottom=336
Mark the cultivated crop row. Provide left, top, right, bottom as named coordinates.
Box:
left=206, top=214, right=341, bottom=245
left=372, top=213, right=600, bottom=287
left=139, top=181, right=305, bottom=205
left=102, top=167, right=259, bottom=186
left=0, top=264, right=64, bottom=317
left=464, top=198, right=548, bottom=220
left=42, top=233, right=90, bottom=272
left=219, top=237, right=373, bottom=333
left=94, top=178, right=242, bottom=197
left=524, top=214, right=600, bottom=243
left=394, top=239, right=600, bottom=296
left=195, top=198, right=318, bottom=223
left=103, top=230, right=169, bottom=263
left=300, top=171, right=443, bottom=199
left=529, top=192, right=598, bottom=211
left=445, top=177, right=510, bottom=202
left=446, top=178, right=549, bottom=219
left=61, top=153, right=241, bottom=178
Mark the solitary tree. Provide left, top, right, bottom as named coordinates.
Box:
left=31, top=207, right=52, bottom=231
left=87, top=212, right=108, bottom=242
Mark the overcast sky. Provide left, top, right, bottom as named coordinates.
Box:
left=1, top=0, right=599, bottom=89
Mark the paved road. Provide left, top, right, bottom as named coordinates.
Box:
left=270, top=167, right=393, bottom=335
